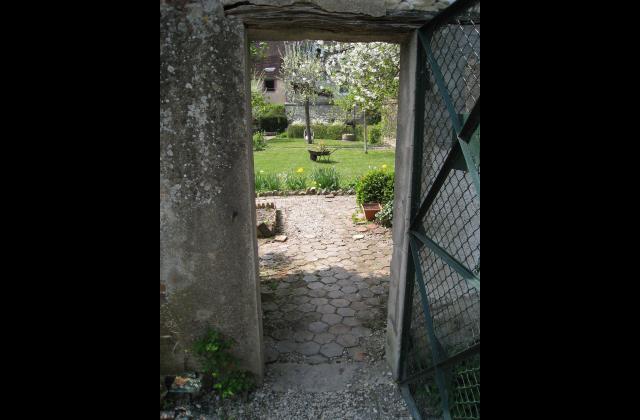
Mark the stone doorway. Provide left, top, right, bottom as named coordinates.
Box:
left=161, top=2, right=448, bottom=415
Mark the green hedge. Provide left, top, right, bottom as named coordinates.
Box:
left=286, top=122, right=382, bottom=143
left=287, top=123, right=349, bottom=140
left=257, top=104, right=288, bottom=133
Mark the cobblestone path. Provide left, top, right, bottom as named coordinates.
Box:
left=256, top=195, right=393, bottom=364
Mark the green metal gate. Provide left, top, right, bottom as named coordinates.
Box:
left=399, top=1, right=480, bottom=419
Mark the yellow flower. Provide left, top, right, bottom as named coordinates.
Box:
left=259, top=170, right=264, bottom=174
left=296, top=167, right=304, bottom=173
left=382, top=164, right=387, bottom=170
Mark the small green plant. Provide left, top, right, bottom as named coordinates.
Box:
left=313, top=141, right=329, bottom=153
left=368, top=123, right=383, bottom=145
left=355, top=169, right=394, bottom=205
left=254, top=172, right=282, bottom=191
left=253, top=131, right=267, bottom=151
left=375, top=196, right=394, bottom=227
left=343, top=179, right=358, bottom=190
left=311, top=167, right=341, bottom=190
left=193, top=329, right=255, bottom=400
left=352, top=211, right=366, bottom=224
left=284, top=169, right=307, bottom=191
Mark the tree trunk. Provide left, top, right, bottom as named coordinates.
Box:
left=304, top=97, right=312, bottom=144
left=352, top=105, right=356, bottom=134
left=363, top=109, right=368, bottom=154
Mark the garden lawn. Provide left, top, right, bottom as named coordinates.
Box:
left=253, top=137, right=395, bottom=186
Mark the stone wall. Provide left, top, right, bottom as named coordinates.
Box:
left=226, top=0, right=449, bottom=42
left=386, top=0, right=450, bottom=12
left=160, top=0, right=263, bottom=379
left=285, top=103, right=346, bottom=124
left=223, top=0, right=449, bottom=13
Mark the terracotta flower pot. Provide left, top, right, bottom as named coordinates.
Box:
left=362, top=202, right=382, bottom=221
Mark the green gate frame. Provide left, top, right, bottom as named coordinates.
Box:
left=399, top=1, right=480, bottom=418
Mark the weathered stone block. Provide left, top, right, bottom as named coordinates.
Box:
left=160, top=1, right=263, bottom=381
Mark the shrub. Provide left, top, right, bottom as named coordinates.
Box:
left=253, top=131, right=267, bottom=151
left=193, top=328, right=255, bottom=400
left=254, top=172, right=281, bottom=191
left=287, top=122, right=348, bottom=140
left=366, top=109, right=382, bottom=125
left=284, top=170, right=307, bottom=190
left=353, top=124, right=382, bottom=144
left=311, top=167, right=341, bottom=190
left=355, top=125, right=364, bottom=142
left=355, top=169, right=394, bottom=205
left=317, top=122, right=347, bottom=140
left=368, top=124, right=383, bottom=145
left=257, top=104, right=288, bottom=132
left=287, top=123, right=305, bottom=139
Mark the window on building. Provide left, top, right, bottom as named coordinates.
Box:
left=264, top=79, right=276, bottom=92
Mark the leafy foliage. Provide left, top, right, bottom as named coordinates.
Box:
left=283, top=170, right=308, bottom=190
left=249, top=41, right=268, bottom=62
left=252, top=131, right=267, bottom=151
left=256, top=104, right=288, bottom=132
left=355, top=169, right=394, bottom=205
left=251, top=75, right=269, bottom=120
left=287, top=122, right=348, bottom=140
left=375, top=196, right=394, bottom=227
left=311, top=167, right=341, bottom=190
left=192, top=329, right=255, bottom=400
left=368, top=124, right=383, bottom=145
left=254, top=171, right=281, bottom=191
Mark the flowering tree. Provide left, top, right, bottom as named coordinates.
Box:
left=325, top=42, right=400, bottom=113
left=251, top=73, right=268, bottom=121
left=281, top=41, right=328, bottom=144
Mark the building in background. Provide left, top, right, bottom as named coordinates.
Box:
left=251, top=41, right=286, bottom=104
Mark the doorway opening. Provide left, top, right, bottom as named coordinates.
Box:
left=250, top=39, right=400, bottom=367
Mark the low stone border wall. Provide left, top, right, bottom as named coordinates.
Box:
left=256, top=188, right=355, bottom=197
left=256, top=202, right=282, bottom=237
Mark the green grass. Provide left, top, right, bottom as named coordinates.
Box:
left=254, top=137, right=395, bottom=187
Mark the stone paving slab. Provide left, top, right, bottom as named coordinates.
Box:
left=257, top=195, right=392, bottom=363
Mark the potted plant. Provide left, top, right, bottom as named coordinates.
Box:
left=355, top=168, right=394, bottom=221
left=362, top=202, right=382, bottom=221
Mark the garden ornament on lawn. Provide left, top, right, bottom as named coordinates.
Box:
left=304, top=128, right=314, bottom=143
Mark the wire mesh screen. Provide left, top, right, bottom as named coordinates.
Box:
left=400, top=1, right=480, bottom=419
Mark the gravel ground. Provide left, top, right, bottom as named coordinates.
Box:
left=161, top=359, right=412, bottom=420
